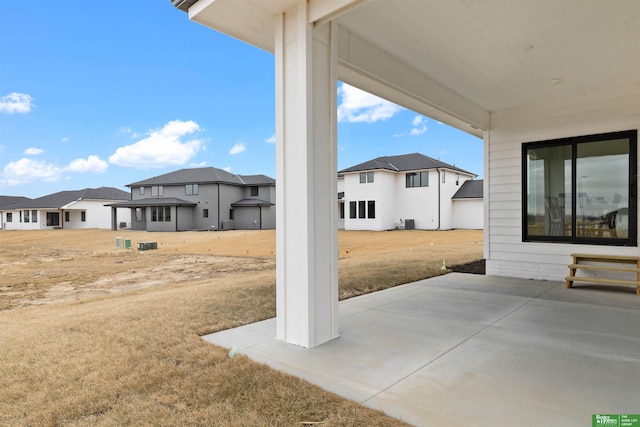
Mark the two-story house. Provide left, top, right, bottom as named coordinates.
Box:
left=108, top=167, right=276, bottom=232
left=338, top=153, right=481, bottom=231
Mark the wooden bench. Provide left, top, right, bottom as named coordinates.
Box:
left=566, top=253, right=640, bottom=295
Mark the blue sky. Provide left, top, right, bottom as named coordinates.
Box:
left=0, top=1, right=482, bottom=199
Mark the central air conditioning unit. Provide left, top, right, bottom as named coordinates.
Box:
left=222, top=220, right=235, bottom=230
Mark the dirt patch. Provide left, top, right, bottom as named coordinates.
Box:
left=0, top=228, right=483, bottom=310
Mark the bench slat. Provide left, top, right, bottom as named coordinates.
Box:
left=565, top=276, right=640, bottom=287
left=568, top=264, right=640, bottom=273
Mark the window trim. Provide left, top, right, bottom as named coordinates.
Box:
left=522, top=130, right=637, bottom=246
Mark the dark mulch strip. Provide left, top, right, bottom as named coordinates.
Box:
left=449, top=259, right=485, bottom=275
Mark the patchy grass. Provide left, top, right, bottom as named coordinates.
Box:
left=0, top=229, right=483, bottom=426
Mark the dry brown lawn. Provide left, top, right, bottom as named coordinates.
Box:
left=0, top=228, right=482, bottom=426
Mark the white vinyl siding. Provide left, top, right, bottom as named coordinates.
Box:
left=486, top=88, right=640, bottom=281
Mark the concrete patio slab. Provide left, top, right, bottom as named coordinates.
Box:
left=202, top=273, right=640, bottom=426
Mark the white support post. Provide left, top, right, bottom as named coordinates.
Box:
left=274, top=1, right=339, bottom=348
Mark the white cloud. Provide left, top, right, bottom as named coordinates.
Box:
left=61, top=137, right=69, bottom=143
left=1, top=158, right=62, bottom=186
left=337, top=83, right=401, bottom=123
left=265, top=134, right=276, bottom=144
left=229, top=141, right=246, bottom=155
left=24, top=147, right=44, bottom=155
left=0, top=92, right=34, bottom=114
left=190, top=161, right=207, bottom=167
left=108, top=120, right=203, bottom=169
left=223, top=166, right=232, bottom=172
left=410, top=115, right=428, bottom=135
left=67, top=155, right=108, bottom=173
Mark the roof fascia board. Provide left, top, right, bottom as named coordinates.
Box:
left=310, top=0, right=369, bottom=26
left=337, top=26, right=488, bottom=137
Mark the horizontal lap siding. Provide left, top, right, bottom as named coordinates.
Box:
left=487, top=88, right=640, bottom=280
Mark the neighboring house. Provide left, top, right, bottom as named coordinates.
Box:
left=0, top=188, right=130, bottom=230
left=451, top=179, right=483, bottom=230
left=0, top=196, right=32, bottom=230
left=338, top=153, right=479, bottom=231
left=108, top=167, right=275, bottom=232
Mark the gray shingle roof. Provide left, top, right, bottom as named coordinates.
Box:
left=452, top=180, right=484, bottom=199
left=0, top=196, right=32, bottom=210
left=0, top=187, right=130, bottom=209
left=105, top=197, right=197, bottom=208
left=127, top=167, right=275, bottom=187
left=339, top=153, right=476, bottom=176
left=231, top=198, right=274, bottom=207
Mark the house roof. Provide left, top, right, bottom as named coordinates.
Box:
left=339, top=153, right=476, bottom=176
left=0, top=196, right=32, bottom=210
left=231, top=198, right=274, bottom=207
left=452, top=180, right=484, bottom=199
left=127, top=167, right=275, bottom=187
left=105, top=197, right=197, bottom=208
left=0, top=187, right=130, bottom=210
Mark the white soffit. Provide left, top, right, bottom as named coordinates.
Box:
left=189, top=0, right=639, bottom=126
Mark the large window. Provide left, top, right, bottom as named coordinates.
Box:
left=150, top=206, right=171, bottom=222
left=151, top=186, right=163, bottom=197
left=406, top=171, right=429, bottom=188
left=349, top=201, right=356, bottom=219
left=523, top=130, right=637, bottom=245
left=23, top=210, right=29, bottom=223
left=6, top=213, right=12, bottom=222
left=81, top=211, right=86, bottom=222
left=359, top=172, right=374, bottom=183
left=250, top=186, right=259, bottom=196
left=31, top=210, right=37, bottom=222
left=367, top=201, right=376, bottom=219
left=185, top=184, right=199, bottom=195
left=47, top=212, right=60, bottom=227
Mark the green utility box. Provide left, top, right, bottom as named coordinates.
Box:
left=138, top=242, right=158, bottom=251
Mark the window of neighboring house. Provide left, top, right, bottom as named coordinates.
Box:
left=360, top=172, right=374, bottom=183
left=150, top=206, right=171, bottom=222
left=6, top=213, right=12, bottom=222
left=367, top=201, right=376, bottom=219
left=349, top=201, right=356, bottom=219
left=203, top=209, right=209, bottom=218
left=441, top=170, right=446, bottom=183
left=47, top=212, right=60, bottom=226
left=151, top=186, right=163, bottom=197
left=31, top=210, right=37, bottom=222
left=139, top=187, right=145, bottom=195
left=24, top=210, right=29, bottom=223
left=229, top=209, right=235, bottom=220
left=185, top=184, right=199, bottom=195
left=339, top=202, right=344, bottom=219
left=65, top=212, right=70, bottom=222
left=523, top=130, right=637, bottom=245
left=456, top=173, right=460, bottom=186
left=250, top=186, right=259, bottom=196
left=367, top=172, right=374, bottom=183
left=358, top=201, right=366, bottom=219
left=135, top=208, right=143, bottom=222
left=406, top=171, right=429, bottom=187
left=81, top=211, right=86, bottom=222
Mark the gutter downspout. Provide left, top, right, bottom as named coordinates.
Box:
left=436, top=169, right=441, bottom=230
left=216, top=183, right=220, bottom=230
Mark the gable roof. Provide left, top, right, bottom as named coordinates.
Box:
left=127, top=167, right=275, bottom=187
left=0, top=187, right=130, bottom=210
left=0, top=196, right=32, bottom=210
left=452, top=179, right=483, bottom=199
left=339, top=153, right=476, bottom=176
left=105, top=197, right=197, bottom=208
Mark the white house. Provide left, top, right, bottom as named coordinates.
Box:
left=171, top=0, right=639, bottom=348
left=0, top=187, right=131, bottom=230
left=338, top=153, right=479, bottom=231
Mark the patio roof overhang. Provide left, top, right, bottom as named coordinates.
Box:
left=180, top=0, right=639, bottom=136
